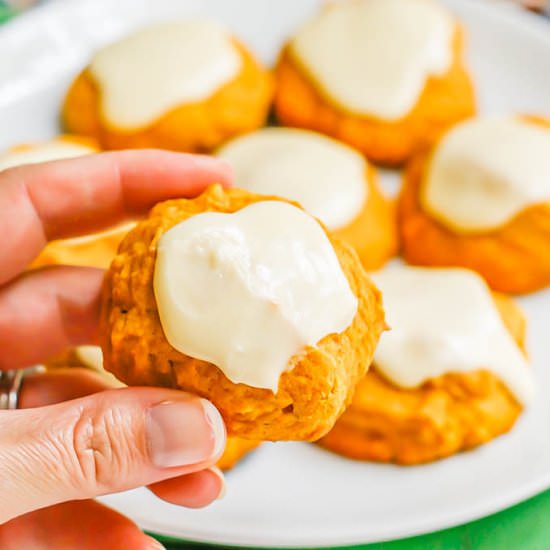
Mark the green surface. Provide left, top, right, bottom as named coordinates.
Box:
left=151, top=488, right=550, bottom=549
left=0, top=4, right=15, bottom=24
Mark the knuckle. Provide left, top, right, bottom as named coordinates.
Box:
left=66, top=403, right=145, bottom=494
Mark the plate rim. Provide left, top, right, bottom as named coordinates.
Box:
left=128, top=472, right=550, bottom=548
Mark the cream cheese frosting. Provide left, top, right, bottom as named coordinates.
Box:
left=422, top=117, right=550, bottom=233
left=76, top=346, right=103, bottom=370
left=154, top=201, right=358, bottom=392
left=371, top=266, right=534, bottom=406
left=217, top=128, right=368, bottom=230
left=290, top=0, right=454, bottom=120
left=75, top=346, right=125, bottom=388
left=89, top=21, right=242, bottom=129
left=0, top=140, right=95, bottom=171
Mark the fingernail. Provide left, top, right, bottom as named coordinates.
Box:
left=200, top=399, right=226, bottom=458
left=145, top=536, right=166, bottom=550
left=146, top=398, right=225, bottom=468
left=208, top=466, right=227, bottom=500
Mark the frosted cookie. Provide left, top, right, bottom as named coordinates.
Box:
left=0, top=135, right=97, bottom=171
left=217, top=128, right=397, bottom=269
left=44, top=346, right=125, bottom=389
left=0, top=136, right=132, bottom=269
left=275, top=0, right=475, bottom=165
left=33, top=221, right=134, bottom=270
left=100, top=185, right=385, bottom=441
left=46, top=346, right=104, bottom=371
left=63, top=21, right=273, bottom=152
left=45, top=347, right=98, bottom=370
left=399, top=116, right=550, bottom=293
left=319, top=266, right=534, bottom=464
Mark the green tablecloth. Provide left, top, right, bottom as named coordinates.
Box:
left=0, top=5, right=15, bottom=24
left=1, top=5, right=549, bottom=549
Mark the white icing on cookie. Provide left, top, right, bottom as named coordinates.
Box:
left=90, top=21, right=242, bottom=129
left=290, top=0, right=453, bottom=119
left=422, top=117, right=550, bottom=232
left=218, top=128, right=368, bottom=230
left=154, top=201, right=357, bottom=391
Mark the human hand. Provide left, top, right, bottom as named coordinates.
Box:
left=0, top=150, right=231, bottom=549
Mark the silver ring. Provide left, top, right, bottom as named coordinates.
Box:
left=0, top=366, right=45, bottom=410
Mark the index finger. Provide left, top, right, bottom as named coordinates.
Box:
left=0, top=149, right=232, bottom=284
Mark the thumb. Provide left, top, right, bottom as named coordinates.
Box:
left=0, top=387, right=226, bottom=523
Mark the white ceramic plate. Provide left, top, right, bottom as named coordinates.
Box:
left=1, top=0, right=550, bottom=547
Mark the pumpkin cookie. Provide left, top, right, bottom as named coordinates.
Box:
left=319, top=266, right=534, bottom=464
left=217, top=438, right=262, bottom=471
left=0, top=136, right=132, bottom=269
left=275, top=0, right=475, bottom=165
left=45, top=346, right=103, bottom=371
left=32, top=222, right=135, bottom=270
left=100, top=185, right=385, bottom=441
left=399, top=116, right=550, bottom=293
left=0, top=135, right=97, bottom=171
left=217, top=128, right=397, bottom=269
left=63, top=21, right=273, bottom=152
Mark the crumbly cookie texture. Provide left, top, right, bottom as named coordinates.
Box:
left=63, top=41, right=273, bottom=153
left=399, top=117, right=550, bottom=294
left=100, top=185, right=385, bottom=441
left=274, top=27, right=475, bottom=166
left=319, top=294, right=526, bottom=464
